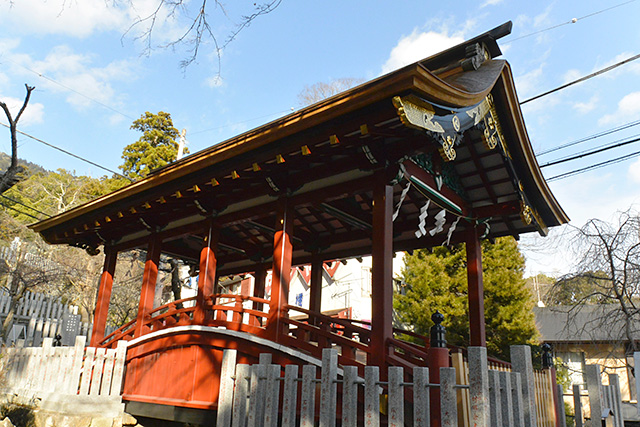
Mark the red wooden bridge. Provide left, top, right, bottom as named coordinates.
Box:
left=31, top=22, right=568, bottom=423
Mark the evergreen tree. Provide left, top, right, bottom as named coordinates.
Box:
left=395, top=236, right=538, bottom=361
left=119, top=111, right=184, bottom=180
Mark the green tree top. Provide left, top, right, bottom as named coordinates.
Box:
left=394, top=236, right=538, bottom=361
left=119, top=111, right=183, bottom=180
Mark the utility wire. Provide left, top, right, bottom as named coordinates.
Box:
left=547, top=150, right=640, bottom=182
left=520, top=52, right=640, bottom=105
left=0, top=200, right=41, bottom=220
left=540, top=135, right=640, bottom=168
left=0, top=54, right=135, bottom=121
left=0, top=194, right=51, bottom=218
left=536, top=119, right=640, bottom=156
left=505, top=0, right=638, bottom=44
left=0, top=122, right=132, bottom=181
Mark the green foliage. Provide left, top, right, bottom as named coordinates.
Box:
left=119, top=111, right=184, bottom=180
left=394, top=236, right=538, bottom=361
left=0, top=151, right=46, bottom=176
left=545, top=271, right=609, bottom=305
left=1, top=169, right=114, bottom=224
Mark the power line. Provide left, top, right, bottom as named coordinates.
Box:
left=0, top=194, right=51, bottom=218
left=547, top=149, right=640, bottom=182
left=504, top=0, right=638, bottom=44
left=536, top=119, right=640, bottom=156
left=0, top=122, right=132, bottom=181
left=0, top=200, right=41, bottom=220
left=540, top=135, right=640, bottom=168
left=0, top=53, right=135, bottom=121
left=520, top=52, right=640, bottom=105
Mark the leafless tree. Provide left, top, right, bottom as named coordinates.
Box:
left=554, top=208, right=640, bottom=351
left=297, top=78, right=365, bottom=107
left=0, top=239, right=67, bottom=342
left=120, top=0, right=282, bottom=69
left=0, top=84, right=35, bottom=195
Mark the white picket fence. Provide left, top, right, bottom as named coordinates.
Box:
left=1, top=336, right=128, bottom=414
left=216, top=346, right=543, bottom=427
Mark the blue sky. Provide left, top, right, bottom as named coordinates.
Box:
left=1, top=0, right=640, bottom=277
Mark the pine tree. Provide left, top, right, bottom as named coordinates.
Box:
left=395, top=236, right=538, bottom=361
left=119, top=111, right=183, bottom=180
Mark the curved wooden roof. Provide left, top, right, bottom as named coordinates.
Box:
left=30, top=22, right=568, bottom=273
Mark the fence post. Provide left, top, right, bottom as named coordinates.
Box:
left=468, top=346, right=490, bottom=427
left=489, top=370, right=502, bottom=427
left=440, top=367, right=457, bottom=427
left=556, top=384, right=567, bottom=427
left=281, top=364, right=299, bottom=427
left=413, top=367, right=430, bottom=427
left=300, top=364, right=317, bottom=427
left=510, top=345, right=537, bottom=427
left=342, top=366, right=358, bottom=427
left=364, top=366, right=380, bottom=427
left=499, top=371, right=514, bottom=426
left=427, top=311, right=448, bottom=427
left=263, top=364, right=281, bottom=427
left=608, top=374, right=624, bottom=427
left=573, top=384, right=584, bottom=427
left=319, top=348, right=338, bottom=427
left=388, top=366, right=404, bottom=427
left=247, top=363, right=267, bottom=427
left=511, top=372, right=526, bottom=427
left=585, top=364, right=603, bottom=427
left=216, top=348, right=237, bottom=427
left=232, top=364, right=251, bottom=427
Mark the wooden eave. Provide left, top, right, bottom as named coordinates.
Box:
left=29, top=23, right=568, bottom=269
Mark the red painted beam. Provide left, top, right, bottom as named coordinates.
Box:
left=309, top=257, right=323, bottom=316
left=90, top=246, right=117, bottom=347
left=134, top=236, right=162, bottom=338
left=266, top=197, right=293, bottom=341
left=195, top=221, right=219, bottom=323
left=369, top=171, right=394, bottom=368
left=473, top=200, right=521, bottom=219
left=466, top=227, right=486, bottom=347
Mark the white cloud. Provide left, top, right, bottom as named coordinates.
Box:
left=0, top=96, right=44, bottom=126
left=572, top=95, right=599, bottom=114
left=562, top=69, right=582, bottom=84
left=0, top=0, right=187, bottom=43
left=481, top=0, right=504, bottom=7
left=381, top=29, right=464, bottom=74
left=599, top=91, right=640, bottom=126
left=3, top=44, right=138, bottom=113
left=206, top=75, right=224, bottom=89
left=0, top=0, right=127, bottom=38
left=514, top=64, right=545, bottom=100
left=629, top=158, right=640, bottom=184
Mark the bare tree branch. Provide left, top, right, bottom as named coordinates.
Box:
left=0, top=84, right=35, bottom=195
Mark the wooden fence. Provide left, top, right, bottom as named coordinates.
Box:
left=451, top=348, right=558, bottom=427
left=568, top=364, right=625, bottom=427
left=216, top=346, right=543, bottom=427
left=0, top=290, right=100, bottom=347
left=1, top=336, right=127, bottom=414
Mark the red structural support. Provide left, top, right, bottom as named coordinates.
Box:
left=466, top=226, right=486, bottom=347
left=195, top=222, right=219, bottom=323
left=90, top=247, right=117, bottom=347
left=309, top=257, right=323, bottom=316
left=266, top=197, right=293, bottom=341
left=134, top=236, right=162, bottom=338
left=369, top=172, right=394, bottom=368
